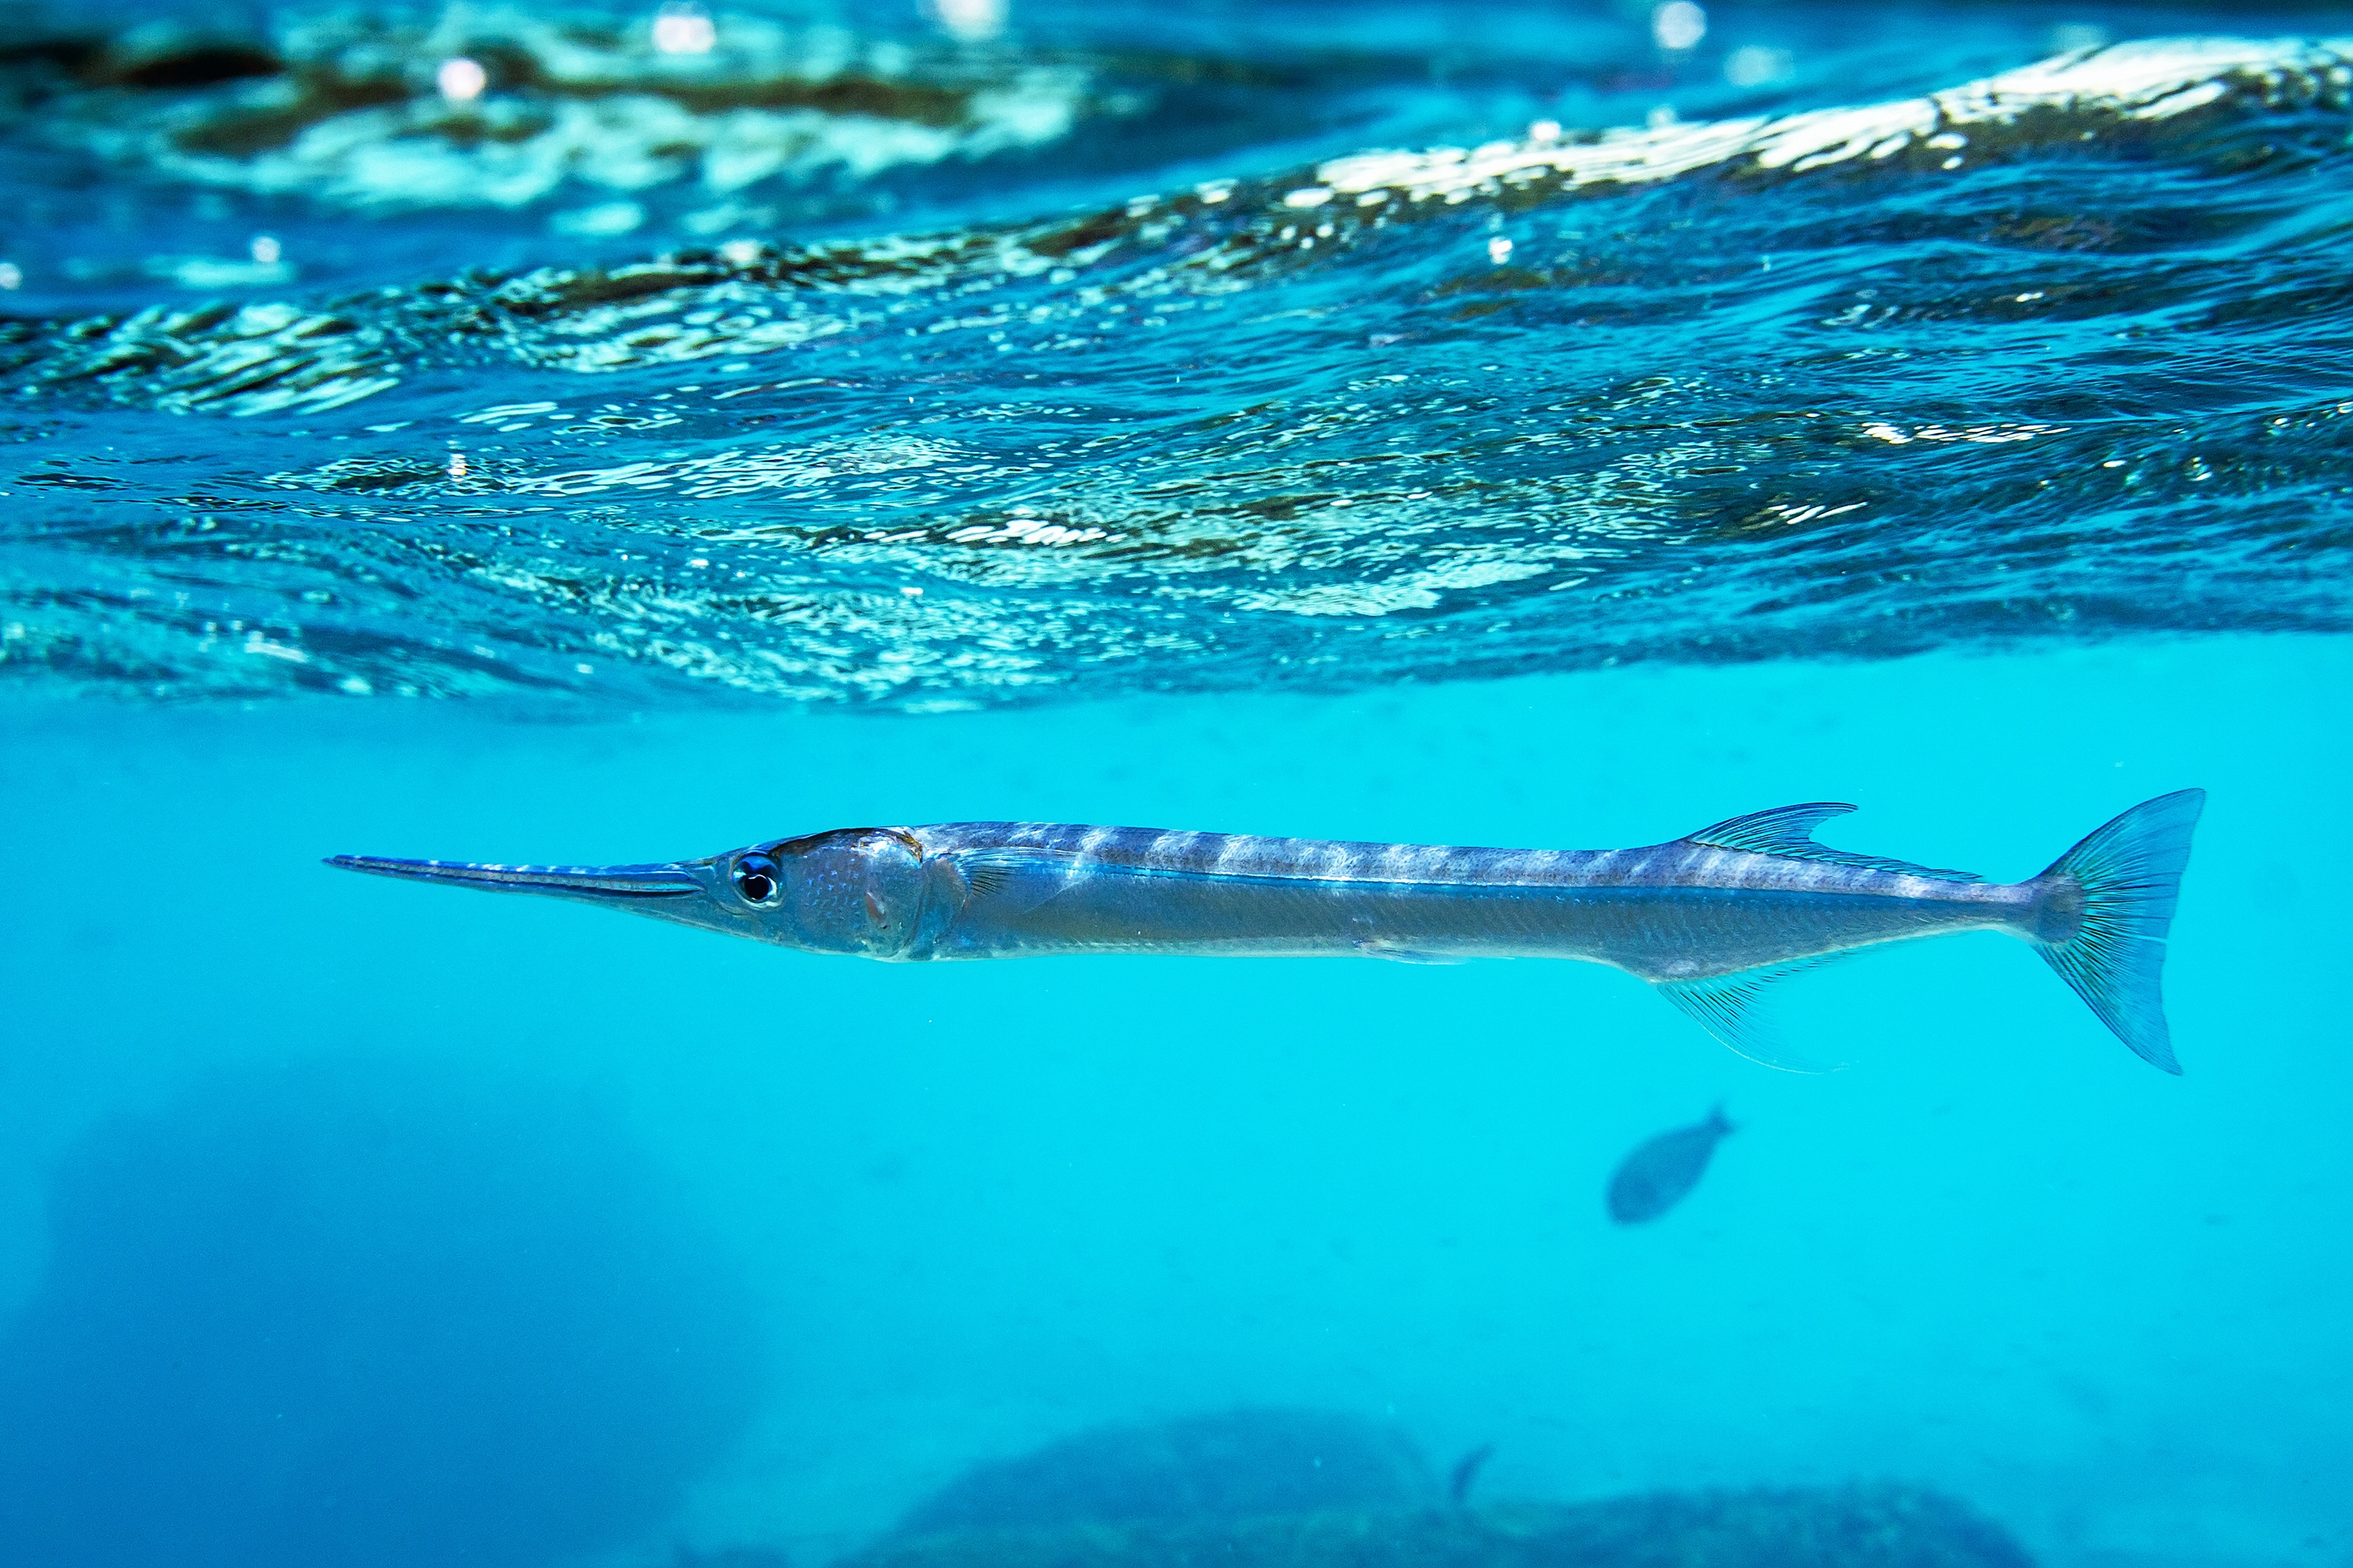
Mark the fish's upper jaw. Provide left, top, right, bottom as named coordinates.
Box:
left=325, top=855, right=711, bottom=900
left=325, top=851, right=806, bottom=947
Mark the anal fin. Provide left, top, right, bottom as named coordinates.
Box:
left=1654, top=958, right=1845, bottom=1074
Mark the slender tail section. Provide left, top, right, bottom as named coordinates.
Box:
left=2032, top=789, right=2205, bottom=1074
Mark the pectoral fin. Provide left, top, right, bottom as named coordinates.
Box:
left=945, top=848, right=1080, bottom=915
left=1352, top=939, right=1465, bottom=965
left=1654, top=959, right=1845, bottom=1074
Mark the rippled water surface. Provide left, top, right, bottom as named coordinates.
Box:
left=6, top=0, right=2352, bottom=705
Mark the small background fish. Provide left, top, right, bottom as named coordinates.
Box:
left=1606, top=1108, right=1736, bottom=1225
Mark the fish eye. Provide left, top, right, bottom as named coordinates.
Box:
left=731, top=853, right=781, bottom=905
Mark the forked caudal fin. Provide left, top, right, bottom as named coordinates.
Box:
left=2033, top=789, right=2206, bottom=1074
left=1652, top=790, right=2204, bottom=1075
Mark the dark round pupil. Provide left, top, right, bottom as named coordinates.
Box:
left=739, top=872, right=773, bottom=901
left=733, top=856, right=779, bottom=903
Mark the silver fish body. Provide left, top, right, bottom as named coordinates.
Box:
left=330, top=791, right=2204, bottom=1074
left=898, top=820, right=2037, bottom=974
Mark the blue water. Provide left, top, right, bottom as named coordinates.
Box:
left=2, top=1, right=2349, bottom=1564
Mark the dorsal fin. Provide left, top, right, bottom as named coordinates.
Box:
left=1684, top=803, right=1982, bottom=882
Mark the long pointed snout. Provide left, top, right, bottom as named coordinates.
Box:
left=325, top=855, right=710, bottom=903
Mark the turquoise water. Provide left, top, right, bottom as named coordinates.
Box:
left=2, top=2, right=2350, bottom=1565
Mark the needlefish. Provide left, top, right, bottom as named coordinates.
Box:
left=329, top=789, right=2204, bottom=1073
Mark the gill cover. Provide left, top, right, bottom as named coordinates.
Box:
left=740, top=828, right=932, bottom=956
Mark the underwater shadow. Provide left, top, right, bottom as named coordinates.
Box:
left=0, top=1053, right=768, bottom=1568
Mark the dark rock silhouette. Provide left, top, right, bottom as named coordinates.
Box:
left=0, top=1056, right=768, bottom=1568
left=898, top=1408, right=1436, bottom=1534
left=859, top=1484, right=2034, bottom=1568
